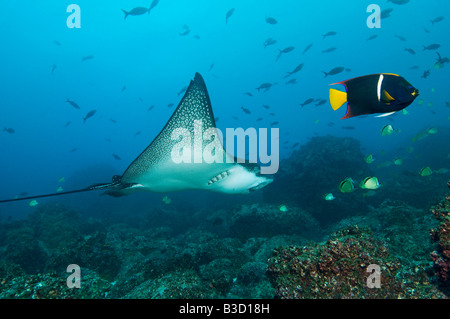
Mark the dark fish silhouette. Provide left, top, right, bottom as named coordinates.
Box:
left=256, top=82, right=273, bottom=92
left=322, top=67, right=345, bottom=77
left=81, top=55, right=94, bottom=62
left=421, top=70, right=430, bottom=78
left=241, top=106, right=251, bottom=114
left=122, top=7, right=149, bottom=19
left=322, top=47, right=336, bottom=53
left=300, top=98, right=314, bottom=107
left=430, top=16, right=444, bottom=25
left=284, top=63, right=304, bottom=78
left=276, top=46, right=295, bottom=61
left=113, top=154, right=121, bottom=160
left=3, top=127, right=15, bottom=134
left=404, top=48, right=415, bottom=55
left=66, top=99, right=80, bottom=109
left=322, top=31, right=337, bottom=38
left=83, top=110, right=96, bottom=123
left=381, top=8, right=393, bottom=19
left=303, top=43, right=313, bottom=54
left=265, top=17, right=277, bottom=24
left=226, top=8, right=235, bottom=24
left=263, top=38, right=277, bottom=48
left=423, top=44, right=440, bottom=51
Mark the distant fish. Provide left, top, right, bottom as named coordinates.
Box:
left=339, top=178, right=355, bottom=193
left=83, top=110, right=96, bottom=123
left=226, top=8, right=235, bottom=24
left=419, top=166, right=433, bottom=177
left=28, top=200, right=38, bottom=207
left=423, top=44, right=440, bottom=51
left=342, top=125, right=356, bottom=130
left=121, top=85, right=126, bottom=92
left=3, top=127, right=15, bottom=134
left=404, top=48, right=415, bottom=55
left=322, top=31, right=337, bottom=38
left=381, top=124, right=395, bottom=136
left=434, top=52, right=450, bottom=69
left=322, top=47, right=337, bottom=53
left=300, top=98, right=314, bottom=107
left=113, top=153, right=121, bottom=160
left=64, top=121, right=71, bottom=127
left=265, top=16, right=277, bottom=24
left=381, top=8, right=393, bottom=19
left=421, top=69, right=430, bottom=78
left=276, top=46, right=295, bottom=60
left=167, top=103, right=174, bottom=108
left=53, top=40, right=62, bottom=46
left=256, top=82, right=273, bottom=92
left=315, top=99, right=327, bottom=106
left=121, top=6, right=149, bottom=19
left=387, top=0, right=409, bottom=4
left=177, top=86, right=188, bottom=96
left=270, top=121, right=279, bottom=126
left=303, top=43, right=313, bottom=54
left=285, top=78, right=296, bottom=85
left=359, top=177, right=381, bottom=190
left=284, top=63, right=304, bottom=78
left=263, top=38, right=277, bottom=48
left=179, top=25, right=190, bottom=36
left=66, top=99, right=80, bottom=109
left=430, top=16, right=444, bottom=25
left=81, top=55, right=94, bottom=62
left=241, top=106, right=251, bottom=114
left=328, top=73, right=419, bottom=119
left=366, top=35, right=378, bottom=41
left=147, top=105, right=154, bottom=112
left=56, top=186, right=64, bottom=192
left=149, top=0, right=160, bottom=13
left=394, top=35, right=407, bottom=42
left=243, top=92, right=253, bottom=97
left=322, top=67, right=345, bottom=77
left=51, top=64, right=57, bottom=75
left=208, top=63, right=215, bottom=72
left=262, top=104, right=270, bottom=109
left=393, top=158, right=403, bottom=166
left=364, top=154, right=375, bottom=164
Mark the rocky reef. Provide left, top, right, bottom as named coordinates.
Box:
left=430, top=195, right=450, bottom=293
left=267, top=225, right=444, bottom=298
left=264, top=135, right=373, bottom=224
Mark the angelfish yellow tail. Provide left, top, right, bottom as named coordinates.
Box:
left=329, top=88, right=348, bottom=110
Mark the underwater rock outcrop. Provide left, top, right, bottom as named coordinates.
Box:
left=264, top=135, right=373, bottom=224
left=267, top=225, right=445, bottom=298
left=430, top=195, right=450, bottom=290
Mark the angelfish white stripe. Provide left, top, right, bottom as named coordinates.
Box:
left=377, top=74, right=384, bottom=102
left=375, top=111, right=395, bottom=118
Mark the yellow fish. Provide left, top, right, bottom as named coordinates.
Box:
left=419, top=166, right=433, bottom=177
left=339, top=178, right=355, bottom=193
left=360, top=177, right=381, bottom=190
left=28, top=200, right=39, bottom=207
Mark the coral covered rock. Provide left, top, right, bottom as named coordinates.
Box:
left=267, top=225, right=444, bottom=298
left=264, top=136, right=373, bottom=224
left=430, top=195, right=450, bottom=287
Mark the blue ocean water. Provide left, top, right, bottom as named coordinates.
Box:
left=0, top=0, right=449, bottom=299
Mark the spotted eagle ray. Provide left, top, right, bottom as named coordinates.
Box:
left=0, top=73, right=272, bottom=204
